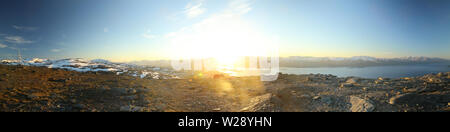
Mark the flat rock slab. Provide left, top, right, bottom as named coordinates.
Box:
left=349, top=96, right=375, bottom=112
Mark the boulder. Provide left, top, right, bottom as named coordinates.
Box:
left=436, top=72, right=443, bottom=77
left=127, top=88, right=137, bottom=94
left=401, top=77, right=413, bottom=81
left=312, top=96, right=321, bottom=100
left=240, top=93, right=280, bottom=112
left=426, top=77, right=442, bottom=83
left=346, top=78, right=358, bottom=84
left=349, top=96, right=375, bottom=112
left=377, top=77, right=384, bottom=81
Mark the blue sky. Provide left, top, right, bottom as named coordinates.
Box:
left=0, top=0, right=449, bottom=62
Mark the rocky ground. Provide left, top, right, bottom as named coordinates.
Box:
left=0, top=64, right=448, bottom=112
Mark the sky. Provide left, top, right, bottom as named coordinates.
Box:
left=0, top=0, right=449, bottom=62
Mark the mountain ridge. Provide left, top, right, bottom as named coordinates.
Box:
left=2, top=56, right=449, bottom=69
left=126, top=56, right=450, bottom=68
left=280, top=56, right=450, bottom=68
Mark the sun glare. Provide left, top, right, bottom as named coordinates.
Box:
left=168, top=14, right=277, bottom=72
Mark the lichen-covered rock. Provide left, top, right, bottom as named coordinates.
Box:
left=349, top=96, right=375, bottom=112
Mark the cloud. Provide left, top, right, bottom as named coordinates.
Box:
left=142, top=34, right=158, bottom=39
left=12, top=25, right=38, bottom=31
left=184, top=0, right=206, bottom=18
left=142, top=29, right=159, bottom=39
left=51, top=49, right=62, bottom=52
left=4, top=36, right=33, bottom=44
left=228, top=0, right=253, bottom=15
left=0, top=43, right=7, bottom=48
left=166, top=0, right=254, bottom=39
left=104, top=28, right=109, bottom=33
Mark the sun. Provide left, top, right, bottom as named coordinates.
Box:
left=168, top=14, right=276, bottom=72
left=215, top=56, right=240, bottom=68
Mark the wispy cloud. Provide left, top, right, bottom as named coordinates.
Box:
left=4, top=36, right=33, bottom=44
left=51, top=49, right=62, bottom=52
left=184, top=0, right=206, bottom=18
left=228, top=0, right=253, bottom=15
left=104, top=28, right=109, bottom=33
left=142, top=29, right=158, bottom=39
left=166, top=0, right=254, bottom=39
left=0, top=43, right=7, bottom=48
left=12, top=25, right=38, bottom=31
left=142, top=34, right=158, bottom=39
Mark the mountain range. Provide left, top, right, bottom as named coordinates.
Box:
left=127, top=56, right=449, bottom=68
left=2, top=56, right=448, bottom=70
left=280, top=56, right=449, bottom=68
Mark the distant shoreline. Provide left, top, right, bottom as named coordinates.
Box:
left=280, top=62, right=450, bottom=68
left=279, top=62, right=450, bottom=79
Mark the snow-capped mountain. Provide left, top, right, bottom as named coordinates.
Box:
left=83, top=56, right=449, bottom=69
left=280, top=56, right=449, bottom=68
left=282, top=56, right=446, bottom=62
left=1, top=58, right=180, bottom=79
left=348, top=56, right=377, bottom=61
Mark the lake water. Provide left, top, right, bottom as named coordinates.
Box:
left=280, top=63, right=450, bottom=79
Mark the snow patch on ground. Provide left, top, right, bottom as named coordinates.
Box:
left=1, top=58, right=180, bottom=79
